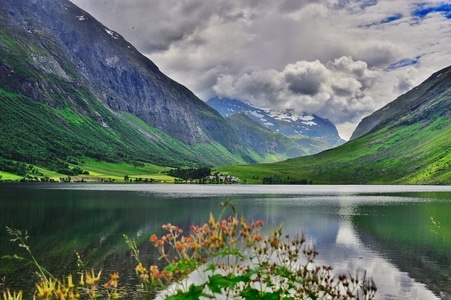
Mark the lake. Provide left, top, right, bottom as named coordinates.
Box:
left=0, top=183, right=450, bottom=299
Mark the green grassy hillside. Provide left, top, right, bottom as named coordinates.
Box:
left=0, top=88, right=250, bottom=177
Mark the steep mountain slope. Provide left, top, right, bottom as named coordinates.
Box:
left=0, top=0, right=252, bottom=170
left=225, top=113, right=309, bottom=161
left=351, top=65, right=451, bottom=140
left=207, top=97, right=345, bottom=154
left=219, top=65, right=451, bottom=184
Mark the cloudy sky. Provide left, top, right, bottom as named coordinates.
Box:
left=70, top=0, right=451, bottom=140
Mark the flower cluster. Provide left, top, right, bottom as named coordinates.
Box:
left=32, top=270, right=120, bottom=300
left=128, top=207, right=376, bottom=299
left=4, top=227, right=121, bottom=300
left=149, top=213, right=264, bottom=261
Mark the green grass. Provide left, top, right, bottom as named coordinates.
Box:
left=80, top=159, right=169, bottom=175
left=0, top=171, right=23, bottom=181
left=77, top=159, right=174, bottom=182
left=0, top=159, right=176, bottom=182
left=56, top=107, right=85, bottom=125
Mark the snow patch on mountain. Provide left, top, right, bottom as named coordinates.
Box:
left=105, top=28, right=118, bottom=39
left=270, top=111, right=318, bottom=126
left=250, top=110, right=265, bottom=120
left=207, top=97, right=345, bottom=147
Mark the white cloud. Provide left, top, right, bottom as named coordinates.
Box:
left=70, top=0, right=451, bottom=139
left=213, top=56, right=379, bottom=129
left=393, top=68, right=419, bottom=93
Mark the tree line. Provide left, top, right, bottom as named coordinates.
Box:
left=166, top=167, right=211, bottom=180
left=262, top=174, right=311, bottom=184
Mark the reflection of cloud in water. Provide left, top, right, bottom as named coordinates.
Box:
left=336, top=219, right=361, bottom=248
left=317, top=201, right=439, bottom=300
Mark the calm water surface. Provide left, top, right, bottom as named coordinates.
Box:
left=1, top=183, right=451, bottom=299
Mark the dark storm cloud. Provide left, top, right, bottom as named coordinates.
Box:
left=284, top=63, right=325, bottom=96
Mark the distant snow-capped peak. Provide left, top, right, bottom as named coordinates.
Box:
left=206, top=96, right=345, bottom=146
left=267, top=109, right=317, bottom=126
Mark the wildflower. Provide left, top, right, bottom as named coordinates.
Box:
left=104, top=272, right=119, bottom=289
left=150, top=234, right=158, bottom=242
left=3, top=289, right=23, bottom=300
left=135, top=262, right=146, bottom=274
left=79, top=273, right=85, bottom=286
left=175, top=241, right=186, bottom=252
left=35, top=278, right=56, bottom=299
left=85, top=269, right=102, bottom=285
left=149, top=265, right=160, bottom=279
left=66, top=274, right=75, bottom=289
left=126, top=210, right=376, bottom=299
left=255, top=220, right=264, bottom=227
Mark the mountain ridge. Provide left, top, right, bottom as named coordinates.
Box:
left=207, top=97, right=345, bottom=155
left=351, top=65, right=451, bottom=140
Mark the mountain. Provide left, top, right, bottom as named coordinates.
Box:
left=218, top=65, right=451, bottom=184
left=0, top=0, right=254, bottom=171
left=207, top=97, right=345, bottom=154
left=351, top=65, right=451, bottom=140
left=224, top=113, right=309, bottom=161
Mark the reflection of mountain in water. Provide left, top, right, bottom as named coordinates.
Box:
left=351, top=201, right=451, bottom=299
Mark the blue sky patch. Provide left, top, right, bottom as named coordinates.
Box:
left=359, top=13, right=403, bottom=28
left=413, top=2, right=451, bottom=19
left=387, top=56, right=422, bottom=70
left=359, top=0, right=378, bottom=10
left=332, top=0, right=378, bottom=10
left=380, top=13, right=403, bottom=24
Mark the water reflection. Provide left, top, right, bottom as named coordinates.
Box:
left=0, top=184, right=450, bottom=299
left=351, top=198, right=451, bottom=299
left=334, top=199, right=438, bottom=300
left=240, top=196, right=442, bottom=299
